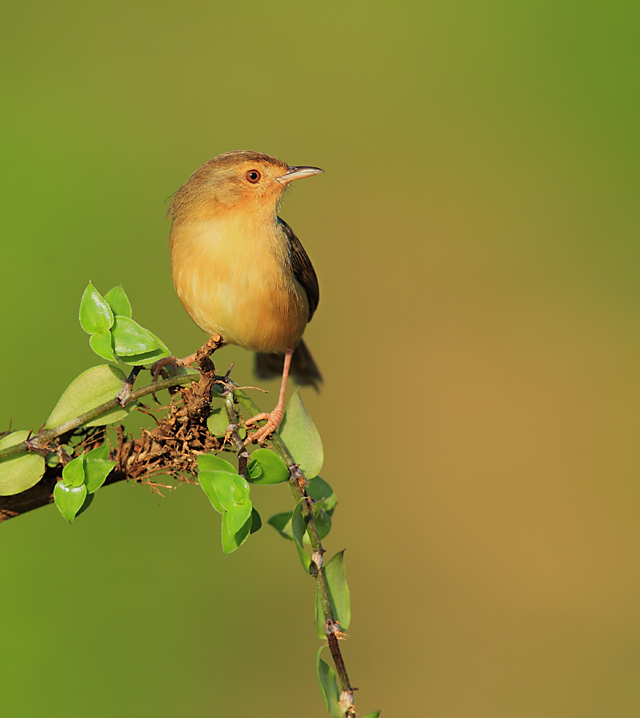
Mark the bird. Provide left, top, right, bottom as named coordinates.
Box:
left=168, top=150, right=323, bottom=444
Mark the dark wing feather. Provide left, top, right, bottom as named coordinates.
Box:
left=277, top=217, right=319, bottom=322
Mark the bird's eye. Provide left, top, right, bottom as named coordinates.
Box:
left=246, top=170, right=261, bottom=183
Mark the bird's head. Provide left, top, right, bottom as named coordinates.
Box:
left=169, top=151, right=323, bottom=223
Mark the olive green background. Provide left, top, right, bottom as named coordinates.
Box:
left=1, top=2, right=639, bottom=716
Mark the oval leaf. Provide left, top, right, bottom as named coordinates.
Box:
left=86, top=443, right=110, bottom=461
left=89, top=330, right=116, bottom=362
left=46, top=365, right=132, bottom=429
left=197, top=454, right=236, bottom=474
left=278, top=390, right=323, bottom=478
left=61, top=456, right=85, bottom=487
left=111, top=316, right=160, bottom=357
left=316, top=647, right=343, bottom=718
left=221, top=509, right=252, bottom=555
left=0, top=431, right=45, bottom=496
left=307, top=476, right=336, bottom=514
left=54, top=482, right=87, bottom=524
left=249, top=507, right=262, bottom=534
left=208, top=471, right=249, bottom=511
left=315, top=549, right=351, bottom=638
left=79, top=282, right=114, bottom=334
left=104, top=285, right=132, bottom=318
left=206, top=407, right=229, bottom=438
left=267, top=511, right=293, bottom=540
left=199, top=471, right=224, bottom=513
left=84, top=456, right=116, bottom=493
left=247, top=448, right=289, bottom=485
left=227, top=499, right=253, bottom=535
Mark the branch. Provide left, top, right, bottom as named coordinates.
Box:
left=226, top=383, right=356, bottom=718
left=0, top=373, right=199, bottom=462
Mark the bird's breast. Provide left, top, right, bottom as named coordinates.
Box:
left=170, top=212, right=308, bottom=353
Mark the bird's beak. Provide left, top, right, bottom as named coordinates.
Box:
left=276, top=166, right=324, bottom=184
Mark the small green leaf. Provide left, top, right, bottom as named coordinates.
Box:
left=116, top=348, right=169, bottom=367
left=221, top=509, right=251, bottom=554
left=206, top=406, right=229, bottom=437
left=250, top=507, right=262, bottom=534
left=315, top=550, right=351, bottom=638
left=311, top=505, right=332, bottom=541
left=79, top=282, right=114, bottom=334
left=227, top=499, right=253, bottom=535
left=292, top=500, right=311, bottom=572
left=84, top=457, right=116, bottom=493
left=197, top=454, right=236, bottom=474
left=54, top=482, right=87, bottom=523
left=361, top=712, right=382, bottom=718
left=307, top=476, right=336, bottom=513
left=61, top=456, right=85, bottom=487
left=267, top=511, right=293, bottom=539
left=46, top=365, right=133, bottom=429
left=199, top=471, right=224, bottom=513
left=104, top=285, right=132, bottom=318
left=278, top=390, right=323, bottom=478
left=89, top=330, right=116, bottom=362
left=0, top=431, right=46, bottom=496
left=316, top=647, right=343, bottom=718
left=247, top=448, right=290, bottom=485
left=207, top=471, right=249, bottom=511
left=111, top=316, right=161, bottom=357
left=86, top=443, right=110, bottom=461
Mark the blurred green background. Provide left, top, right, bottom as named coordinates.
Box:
left=1, top=1, right=639, bottom=716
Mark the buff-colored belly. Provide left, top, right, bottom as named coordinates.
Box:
left=170, top=216, right=308, bottom=353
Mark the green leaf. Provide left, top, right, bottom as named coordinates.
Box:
left=315, top=550, right=351, bottom=638
left=84, top=456, right=116, bottom=493
left=206, top=471, right=249, bottom=511
left=79, top=282, right=114, bottom=334
left=221, top=509, right=252, bottom=555
left=45, top=365, right=132, bottom=429
left=206, top=406, right=229, bottom=438
left=86, top=443, right=110, bottom=461
left=291, top=500, right=311, bottom=572
left=104, top=285, right=132, bottom=318
left=311, top=505, right=332, bottom=541
left=197, top=454, right=236, bottom=474
left=54, top=482, right=87, bottom=524
left=361, top=712, right=382, bottom=718
left=250, top=507, right=262, bottom=534
left=61, top=456, right=85, bottom=487
left=111, top=316, right=161, bottom=357
left=247, top=448, right=289, bottom=485
left=89, top=330, right=116, bottom=362
left=227, top=499, right=253, bottom=535
left=198, top=471, right=224, bottom=513
left=278, top=389, right=323, bottom=478
left=316, top=647, right=343, bottom=718
left=0, top=431, right=46, bottom=496
left=307, top=476, right=336, bottom=514
left=267, top=511, right=293, bottom=540
left=116, top=348, right=170, bottom=367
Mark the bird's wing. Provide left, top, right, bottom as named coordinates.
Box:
left=277, top=217, right=319, bottom=322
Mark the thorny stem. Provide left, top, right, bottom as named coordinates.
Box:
left=225, top=381, right=356, bottom=718
left=0, top=372, right=199, bottom=462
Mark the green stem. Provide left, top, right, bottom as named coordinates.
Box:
left=0, top=373, right=198, bottom=462
left=233, top=387, right=355, bottom=716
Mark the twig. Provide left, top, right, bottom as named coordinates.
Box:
left=0, top=373, right=199, bottom=462
left=229, top=382, right=356, bottom=718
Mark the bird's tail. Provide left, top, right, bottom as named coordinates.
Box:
left=254, top=339, right=322, bottom=391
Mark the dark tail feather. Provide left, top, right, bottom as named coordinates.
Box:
left=254, top=340, right=322, bottom=392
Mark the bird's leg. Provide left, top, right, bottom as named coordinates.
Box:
left=245, top=348, right=293, bottom=445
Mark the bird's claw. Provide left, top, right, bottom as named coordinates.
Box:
left=244, top=410, right=283, bottom=445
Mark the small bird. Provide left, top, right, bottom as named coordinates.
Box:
left=168, top=150, right=323, bottom=443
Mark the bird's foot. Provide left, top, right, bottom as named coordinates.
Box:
left=245, top=407, right=284, bottom=445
